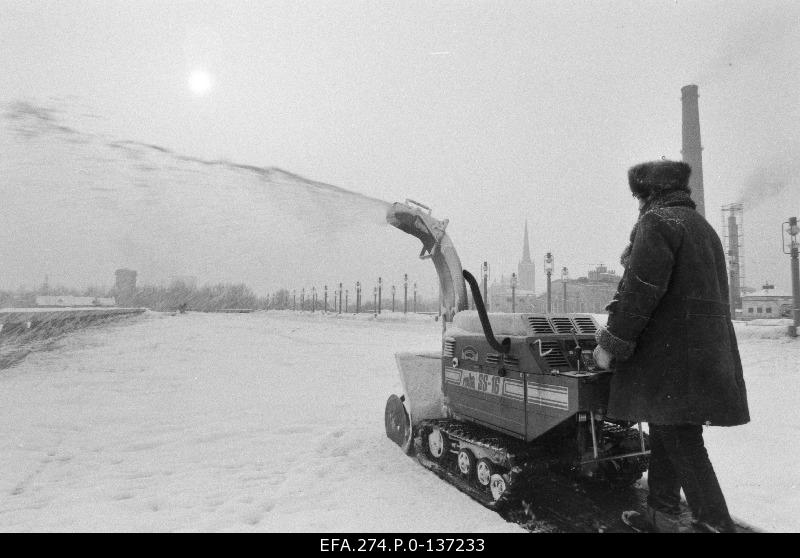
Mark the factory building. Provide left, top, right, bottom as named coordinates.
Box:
left=741, top=285, right=793, bottom=319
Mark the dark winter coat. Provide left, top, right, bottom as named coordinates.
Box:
left=596, top=163, right=750, bottom=427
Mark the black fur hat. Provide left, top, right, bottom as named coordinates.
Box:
left=628, top=160, right=692, bottom=199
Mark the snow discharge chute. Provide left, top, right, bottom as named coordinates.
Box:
left=385, top=200, right=468, bottom=321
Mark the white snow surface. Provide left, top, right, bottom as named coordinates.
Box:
left=0, top=311, right=520, bottom=533
left=1, top=312, right=798, bottom=532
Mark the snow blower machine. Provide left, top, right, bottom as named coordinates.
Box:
left=384, top=200, right=650, bottom=511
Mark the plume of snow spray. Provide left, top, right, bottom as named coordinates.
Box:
left=0, top=100, right=429, bottom=294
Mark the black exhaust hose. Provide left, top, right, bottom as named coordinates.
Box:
left=462, top=269, right=511, bottom=354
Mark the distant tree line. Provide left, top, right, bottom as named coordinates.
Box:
left=3, top=281, right=438, bottom=314
left=1, top=282, right=271, bottom=313
left=126, top=281, right=269, bottom=312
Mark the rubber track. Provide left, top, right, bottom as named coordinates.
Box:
left=413, top=419, right=762, bottom=533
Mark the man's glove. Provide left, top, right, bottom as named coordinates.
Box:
left=593, top=345, right=614, bottom=370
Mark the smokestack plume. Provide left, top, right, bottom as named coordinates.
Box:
left=681, top=84, right=705, bottom=217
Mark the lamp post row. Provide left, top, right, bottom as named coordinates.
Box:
left=280, top=277, right=418, bottom=314
left=279, top=252, right=578, bottom=316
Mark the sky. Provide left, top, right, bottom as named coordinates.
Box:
left=1, top=0, right=799, bottom=295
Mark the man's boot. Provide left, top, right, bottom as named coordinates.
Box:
left=622, top=506, right=690, bottom=533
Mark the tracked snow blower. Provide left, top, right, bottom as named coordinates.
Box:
left=384, top=200, right=650, bottom=510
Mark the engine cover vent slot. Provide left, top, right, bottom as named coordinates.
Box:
left=550, top=317, right=575, bottom=334
left=539, top=341, right=569, bottom=368
left=486, top=353, right=520, bottom=371
left=527, top=316, right=555, bottom=334
left=572, top=316, right=597, bottom=333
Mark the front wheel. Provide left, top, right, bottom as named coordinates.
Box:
left=384, top=394, right=413, bottom=454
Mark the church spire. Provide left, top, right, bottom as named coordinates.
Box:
left=518, top=219, right=536, bottom=292
left=522, top=219, right=532, bottom=263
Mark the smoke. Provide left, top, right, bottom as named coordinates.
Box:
left=736, top=159, right=799, bottom=209
left=696, top=7, right=800, bottom=214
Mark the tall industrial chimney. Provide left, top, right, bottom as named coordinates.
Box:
left=681, top=84, right=705, bottom=217
left=722, top=203, right=745, bottom=316
left=727, top=214, right=742, bottom=312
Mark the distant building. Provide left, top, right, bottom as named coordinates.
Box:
left=488, top=278, right=538, bottom=313
left=485, top=220, right=538, bottom=312
left=487, top=224, right=621, bottom=315
left=534, top=265, right=621, bottom=314
left=741, top=285, right=793, bottom=319
left=114, top=268, right=137, bottom=306
left=587, top=264, right=618, bottom=283
left=36, top=295, right=116, bottom=307
left=115, top=269, right=137, bottom=292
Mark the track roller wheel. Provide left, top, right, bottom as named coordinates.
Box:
left=427, top=426, right=449, bottom=462
left=457, top=448, right=476, bottom=477
left=489, top=474, right=507, bottom=502
left=476, top=458, right=494, bottom=487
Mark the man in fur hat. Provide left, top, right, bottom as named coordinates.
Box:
left=593, top=160, right=749, bottom=533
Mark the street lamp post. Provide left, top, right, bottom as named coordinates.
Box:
left=373, top=286, right=378, bottom=316
left=338, top=282, right=343, bottom=314
left=482, top=261, right=489, bottom=310
left=544, top=252, right=554, bottom=313
left=392, top=285, right=396, bottom=313
left=345, top=289, right=349, bottom=313
left=783, top=217, right=800, bottom=337
left=324, top=285, right=328, bottom=313
left=511, top=273, right=517, bottom=313
left=378, top=277, right=382, bottom=314
left=404, top=274, right=408, bottom=314
left=356, top=281, right=361, bottom=313
left=561, top=267, right=569, bottom=313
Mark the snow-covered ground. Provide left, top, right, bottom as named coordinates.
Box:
left=0, top=311, right=521, bottom=533
left=703, top=321, right=800, bottom=533
left=0, top=312, right=798, bottom=532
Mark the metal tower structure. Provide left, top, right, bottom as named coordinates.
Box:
left=721, top=203, right=745, bottom=314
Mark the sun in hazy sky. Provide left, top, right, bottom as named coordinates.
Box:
left=188, top=69, right=213, bottom=96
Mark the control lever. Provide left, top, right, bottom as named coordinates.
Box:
left=570, top=329, right=585, bottom=372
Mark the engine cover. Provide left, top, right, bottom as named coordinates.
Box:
left=443, top=312, right=611, bottom=442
